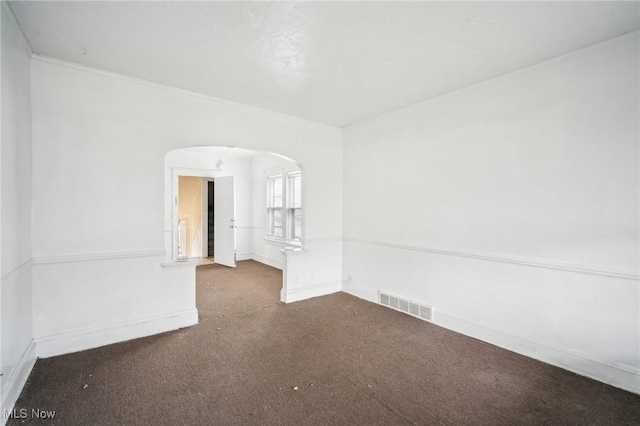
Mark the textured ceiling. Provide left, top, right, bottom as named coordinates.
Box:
left=9, top=1, right=640, bottom=127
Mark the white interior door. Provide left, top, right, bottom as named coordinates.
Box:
left=213, top=176, right=236, bottom=267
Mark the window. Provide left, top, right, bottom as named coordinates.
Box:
left=287, top=172, right=302, bottom=242
left=266, top=172, right=301, bottom=245
left=266, top=175, right=283, bottom=238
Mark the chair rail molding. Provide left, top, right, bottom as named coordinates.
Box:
left=343, top=238, right=639, bottom=280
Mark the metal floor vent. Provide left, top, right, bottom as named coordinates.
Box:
left=379, top=292, right=432, bottom=322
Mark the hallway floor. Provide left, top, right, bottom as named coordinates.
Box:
left=9, top=260, right=640, bottom=425
left=196, top=257, right=215, bottom=266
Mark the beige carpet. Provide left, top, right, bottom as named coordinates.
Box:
left=9, top=260, right=640, bottom=425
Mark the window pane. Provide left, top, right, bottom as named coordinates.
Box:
left=274, top=209, right=284, bottom=237
left=268, top=208, right=283, bottom=237
left=288, top=174, right=301, bottom=208
left=273, top=209, right=282, bottom=228
left=267, top=173, right=300, bottom=242
left=272, top=176, right=283, bottom=207
left=267, top=176, right=283, bottom=208
left=288, top=208, right=301, bottom=241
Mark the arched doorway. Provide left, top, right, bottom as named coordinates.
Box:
left=164, top=145, right=304, bottom=302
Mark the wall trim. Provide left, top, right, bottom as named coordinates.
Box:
left=1, top=1, right=32, bottom=54
left=30, top=31, right=639, bottom=132
left=0, top=339, right=37, bottom=426
left=343, top=280, right=640, bottom=394
left=171, top=166, right=223, bottom=176
left=433, top=310, right=640, bottom=395
left=35, top=309, right=199, bottom=359
left=32, top=249, right=166, bottom=265
left=304, top=237, right=342, bottom=244
left=347, top=30, right=640, bottom=130
left=236, top=253, right=253, bottom=262
left=342, top=281, right=378, bottom=304
left=233, top=253, right=283, bottom=269
left=161, top=258, right=199, bottom=269
left=0, top=259, right=32, bottom=287
left=344, top=238, right=639, bottom=280
left=249, top=254, right=283, bottom=270
left=30, top=54, right=338, bottom=132
left=262, top=237, right=299, bottom=248
left=283, top=280, right=342, bottom=303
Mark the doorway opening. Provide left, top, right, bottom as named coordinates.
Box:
left=164, top=145, right=303, bottom=303
left=207, top=181, right=214, bottom=258
left=176, top=174, right=236, bottom=268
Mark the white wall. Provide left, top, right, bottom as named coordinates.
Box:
left=249, top=152, right=343, bottom=301
left=19, top=2, right=636, bottom=402
left=32, top=255, right=196, bottom=358
left=30, top=55, right=343, bottom=356
left=342, top=34, right=640, bottom=393
left=250, top=153, right=301, bottom=269
left=178, top=176, right=203, bottom=258
left=0, top=3, right=35, bottom=419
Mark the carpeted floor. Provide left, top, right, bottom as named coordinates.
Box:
left=9, top=260, right=640, bottom=425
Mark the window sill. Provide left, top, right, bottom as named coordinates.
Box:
left=263, top=236, right=302, bottom=248
left=161, top=258, right=199, bottom=269
left=280, top=247, right=308, bottom=257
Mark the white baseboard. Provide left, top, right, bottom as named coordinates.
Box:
left=1, top=340, right=37, bottom=426
left=35, top=309, right=199, bottom=359
left=236, top=253, right=252, bottom=262
left=343, top=281, right=639, bottom=394
left=283, top=280, right=342, bottom=303
left=249, top=254, right=283, bottom=270
left=433, top=310, right=640, bottom=395
left=342, top=281, right=378, bottom=303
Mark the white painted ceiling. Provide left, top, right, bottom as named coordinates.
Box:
left=9, top=1, right=640, bottom=127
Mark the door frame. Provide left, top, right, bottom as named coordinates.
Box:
left=171, top=167, right=233, bottom=261
left=201, top=179, right=213, bottom=258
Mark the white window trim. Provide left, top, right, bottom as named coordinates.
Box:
left=265, top=171, right=302, bottom=247
left=285, top=171, right=302, bottom=243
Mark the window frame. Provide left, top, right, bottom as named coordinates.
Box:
left=285, top=171, right=302, bottom=244
left=265, top=171, right=302, bottom=246
left=265, top=174, right=284, bottom=240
